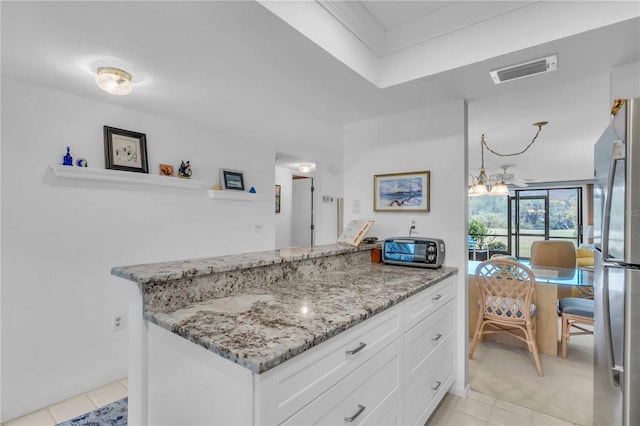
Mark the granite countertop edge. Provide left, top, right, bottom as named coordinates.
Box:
left=111, top=243, right=374, bottom=284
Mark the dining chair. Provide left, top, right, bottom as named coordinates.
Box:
left=559, top=297, right=594, bottom=358
left=529, top=240, right=576, bottom=270
left=469, top=258, right=543, bottom=376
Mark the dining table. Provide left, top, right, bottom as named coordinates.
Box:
left=468, top=259, right=594, bottom=356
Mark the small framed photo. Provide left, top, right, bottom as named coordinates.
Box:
left=159, top=164, right=174, bottom=176
left=104, top=126, right=149, bottom=173
left=219, top=168, right=245, bottom=191
left=373, top=170, right=430, bottom=212
left=275, top=184, right=281, bottom=213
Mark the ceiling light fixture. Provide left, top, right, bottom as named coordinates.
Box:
left=298, top=163, right=313, bottom=173
left=469, top=121, right=548, bottom=196
left=96, top=67, right=133, bottom=95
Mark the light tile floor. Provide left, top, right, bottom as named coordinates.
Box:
left=427, top=390, right=580, bottom=426
left=5, top=378, right=578, bottom=426
left=3, top=378, right=128, bottom=426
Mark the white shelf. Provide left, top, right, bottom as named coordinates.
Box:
left=207, top=189, right=262, bottom=201
left=50, top=164, right=203, bottom=189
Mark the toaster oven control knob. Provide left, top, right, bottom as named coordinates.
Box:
left=427, top=245, right=436, bottom=253
left=427, top=254, right=436, bottom=262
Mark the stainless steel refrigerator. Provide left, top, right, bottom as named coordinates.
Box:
left=593, top=97, right=640, bottom=426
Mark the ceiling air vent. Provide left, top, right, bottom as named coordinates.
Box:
left=490, top=55, right=557, bottom=84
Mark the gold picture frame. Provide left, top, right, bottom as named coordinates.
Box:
left=373, top=170, right=430, bottom=212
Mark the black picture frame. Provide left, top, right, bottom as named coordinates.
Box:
left=275, top=184, right=281, bottom=213
left=220, top=168, right=245, bottom=191
left=104, top=126, right=149, bottom=173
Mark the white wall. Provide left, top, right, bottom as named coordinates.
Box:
left=610, top=60, right=640, bottom=102
left=0, top=78, right=276, bottom=421
left=343, top=100, right=469, bottom=395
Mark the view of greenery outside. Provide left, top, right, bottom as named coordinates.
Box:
left=469, top=188, right=582, bottom=259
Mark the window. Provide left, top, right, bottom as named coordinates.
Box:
left=469, top=187, right=583, bottom=259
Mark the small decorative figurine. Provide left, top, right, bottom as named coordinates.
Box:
left=62, top=146, right=73, bottom=166
left=159, top=164, right=174, bottom=176
left=249, top=186, right=256, bottom=193
left=178, top=160, right=192, bottom=179
left=213, top=185, right=222, bottom=190
left=76, top=158, right=88, bottom=167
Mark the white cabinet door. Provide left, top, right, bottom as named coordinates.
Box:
left=404, top=342, right=455, bottom=426
left=405, top=276, right=455, bottom=330
left=281, top=338, right=403, bottom=426
left=404, top=298, right=455, bottom=389
left=257, top=304, right=403, bottom=424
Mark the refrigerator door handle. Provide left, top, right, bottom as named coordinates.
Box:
left=602, top=268, right=622, bottom=388
left=602, top=141, right=624, bottom=262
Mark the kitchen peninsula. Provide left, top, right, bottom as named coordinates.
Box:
left=112, top=244, right=458, bottom=425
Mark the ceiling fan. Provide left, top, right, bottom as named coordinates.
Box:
left=489, top=165, right=531, bottom=187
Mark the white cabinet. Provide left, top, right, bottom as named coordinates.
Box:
left=259, top=275, right=457, bottom=425
left=403, top=277, right=456, bottom=425
left=256, top=303, right=404, bottom=424
left=136, top=274, right=457, bottom=425
left=281, top=338, right=403, bottom=426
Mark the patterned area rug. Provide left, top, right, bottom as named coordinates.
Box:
left=56, top=397, right=127, bottom=426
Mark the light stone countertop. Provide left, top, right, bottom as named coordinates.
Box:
left=112, top=244, right=457, bottom=373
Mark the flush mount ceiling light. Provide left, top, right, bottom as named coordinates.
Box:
left=469, top=122, right=548, bottom=196
left=298, top=163, right=313, bottom=173
left=96, top=67, right=133, bottom=95
left=490, top=55, right=557, bottom=85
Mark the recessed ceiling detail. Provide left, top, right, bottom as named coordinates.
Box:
left=489, top=55, right=558, bottom=85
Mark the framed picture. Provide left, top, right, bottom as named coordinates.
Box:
left=275, top=184, right=281, bottom=213
left=159, top=164, right=174, bottom=176
left=373, top=170, right=430, bottom=212
left=219, top=168, right=245, bottom=191
left=104, top=126, right=149, bottom=173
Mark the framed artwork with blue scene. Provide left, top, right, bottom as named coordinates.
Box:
left=373, top=170, right=430, bottom=212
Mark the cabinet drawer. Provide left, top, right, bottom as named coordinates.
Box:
left=404, top=298, right=455, bottom=389
left=405, top=276, right=455, bottom=330
left=257, top=304, right=404, bottom=425
left=281, top=338, right=403, bottom=426
left=404, top=342, right=455, bottom=426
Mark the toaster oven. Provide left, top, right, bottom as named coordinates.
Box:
left=382, top=237, right=445, bottom=268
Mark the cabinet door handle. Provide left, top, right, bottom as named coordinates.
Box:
left=345, top=342, right=367, bottom=355
left=344, top=404, right=366, bottom=422
left=432, top=333, right=443, bottom=341
left=431, top=381, right=442, bottom=390
left=432, top=294, right=442, bottom=301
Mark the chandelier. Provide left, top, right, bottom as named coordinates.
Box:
left=469, top=121, right=548, bottom=196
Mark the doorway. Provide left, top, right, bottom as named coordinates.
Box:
left=291, top=176, right=314, bottom=247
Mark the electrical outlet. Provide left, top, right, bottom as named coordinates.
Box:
left=409, top=217, right=417, bottom=226
left=353, top=200, right=360, bottom=214
left=252, top=222, right=263, bottom=233
left=111, top=313, right=127, bottom=332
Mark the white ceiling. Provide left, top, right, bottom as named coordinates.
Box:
left=2, top=1, right=639, bottom=183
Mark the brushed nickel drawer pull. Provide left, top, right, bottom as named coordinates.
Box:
left=432, top=333, right=443, bottom=341
left=346, top=342, right=367, bottom=355
left=432, top=294, right=442, bottom=301
left=344, top=404, right=366, bottom=422
left=431, top=381, right=442, bottom=390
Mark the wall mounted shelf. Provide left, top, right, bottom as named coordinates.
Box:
left=207, top=189, right=261, bottom=201
left=49, top=164, right=203, bottom=189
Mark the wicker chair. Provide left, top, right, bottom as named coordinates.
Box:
left=469, top=258, right=543, bottom=376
